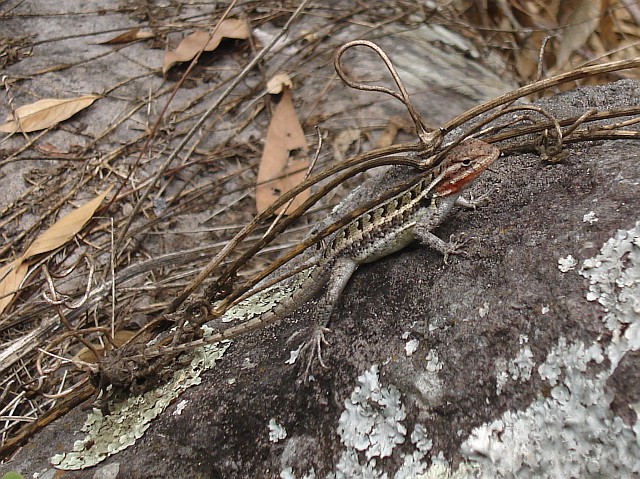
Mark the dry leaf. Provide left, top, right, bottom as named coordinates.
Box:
left=0, top=260, right=29, bottom=315
left=162, top=19, right=250, bottom=74
left=266, top=73, right=293, bottom=94
left=0, top=95, right=99, bottom=133
left=515, top=49, right=538, bottom=80
left=35, top=142, right=78, bottom=158
left=22, top=186, right=113, bottom=259
left=0, top=187, right=112, bottom=315
left=332, top=129, right=361, bottom=163
left=556, top=0, right=602, bottom=67
left=375, top=116, right=411, bottom=149
left=597, top=2, right=619, bottom=51
left=74, top=330, right=138, bottom=363
left=256, top=87, right=310, bottom=215
left=99, top=28, right=154, bottom=45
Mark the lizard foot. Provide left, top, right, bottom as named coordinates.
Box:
left=442, top=234, right=471, bottom=264
left=296, top=326, right=331, bottom=383
left=455, top=187, right=494, bottom=210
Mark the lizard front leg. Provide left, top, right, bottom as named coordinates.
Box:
left=412, top=196, right=469, bottom=263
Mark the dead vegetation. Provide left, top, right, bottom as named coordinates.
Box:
left=0, top=0, right=639, bottom=460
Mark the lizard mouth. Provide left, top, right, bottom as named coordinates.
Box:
left=435, top=157, right=495, bottom=196
left=433, top=139, right=499, bottom=197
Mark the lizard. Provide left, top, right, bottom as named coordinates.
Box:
left=131, top=138, right=500, bottom=372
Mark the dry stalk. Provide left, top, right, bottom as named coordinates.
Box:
left=111, top=0, right=313, bottom=262
left=168, top=49, right=640, bottom=321
left=2, top=3, right=640, bottom=458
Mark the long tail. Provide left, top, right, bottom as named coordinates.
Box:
left=142, top=265, right=325, bottom=358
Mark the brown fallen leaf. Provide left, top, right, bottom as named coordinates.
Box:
left=0, top=187, right=113, bottom=315
left=74, top=330, right=138, bottom=363
left=99, top=28, right=154, bottom=45
left=0, top=95, right=99, bottom=134
left=0, top=260, right=29, bottom=316
left=375, top=116, right=411, bottom=149
left=162, top=18, right=250, bottom=74
left=256, top=86, right=310, bottom=215
left=332, top=129, right=361, bottom=163
left=556, top=0, right=603, bottom=68
left=35, top=142, right=80, bottom=159
left=22, top=186, right=113, bottom=259
left=266, top=73, right=293, bottom=94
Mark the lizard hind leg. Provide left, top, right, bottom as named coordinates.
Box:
left=294, top=256, right=358, bottom=382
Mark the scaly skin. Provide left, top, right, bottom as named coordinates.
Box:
left=143, top=139, right=500, bottom=358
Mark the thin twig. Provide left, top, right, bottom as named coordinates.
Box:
left=109, top=0, right=240, bottom=263
left=442, top=58, right=640, bottom=135
left=334, top=40, right=441, bottom=148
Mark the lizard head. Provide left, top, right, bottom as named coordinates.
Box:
left=434, top=139, right=500, bottom=197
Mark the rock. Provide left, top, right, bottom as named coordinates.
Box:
left=3, top=81, right=640, bottom=479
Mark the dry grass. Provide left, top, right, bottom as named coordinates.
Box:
left=0, top=0, right=639, bottom=457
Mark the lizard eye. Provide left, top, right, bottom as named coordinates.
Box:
left=460, top=158, right=472, bottom=166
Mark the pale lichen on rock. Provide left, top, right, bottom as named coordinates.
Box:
left=337, top=364, right=407, bottom=461
left=459, top=221, right=640, bottom=477
left=313, top=365, right=442, bottom=479
left=269, top=418, right=287, bottom=443
left=285, top=222, right=640, bottom=479
left=51, top=330, right=230, bottom=470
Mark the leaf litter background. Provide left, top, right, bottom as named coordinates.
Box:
left=0, top=0, right=639, bottom=455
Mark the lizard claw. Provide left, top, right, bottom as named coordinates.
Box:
left=296, top=327, right=331, bottom=383
left=443, top=234, right=471, bottom=264
left=456, top=188, right=494, bottom=210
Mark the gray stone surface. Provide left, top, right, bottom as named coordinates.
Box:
left=0, top=2, right=515, bottom=390
left=2, top=1, right=639, bottom=477
left=3, top=80, right=640, bottom=478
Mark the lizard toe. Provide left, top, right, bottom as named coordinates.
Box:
left=296, top=327, right=332, bottom=383
left=443, top=234, right=472, bottom=264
